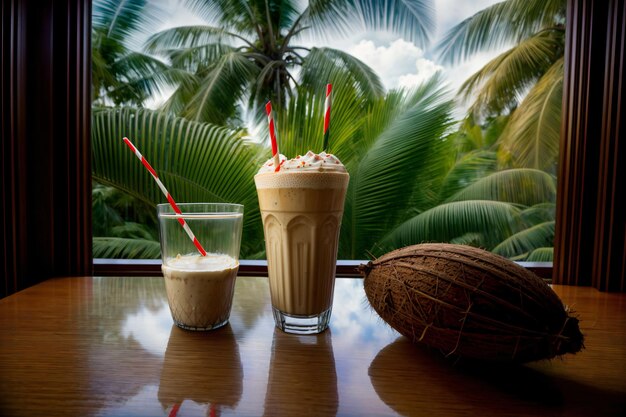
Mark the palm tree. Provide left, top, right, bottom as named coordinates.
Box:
left=142, top=0, right=435, bottom=124
left=92, top=0, right=187, bottom=106
left=92, top=73, right=556, bottom=261
left=436, top=0, right=566, bottom=173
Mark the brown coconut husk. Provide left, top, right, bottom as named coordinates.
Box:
left=360, top=243, right=584, bottom=363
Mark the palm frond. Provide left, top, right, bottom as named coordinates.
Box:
left=450, top=232, right=486, bottom=247
left=526, top=247, right=554, bottom=262
left=378, top=200, right=522, bottom=254
left=93, top=180, right=160, bottom=233
left=344, top=77, right=454, bottom=258
left=93, top=237, right=161, bottom=259
left=300, top=47, right=385, bottom=102
left=482, top=114, right=510, bottom=146
left=275, top=0, right=303, bottom=32
left=445, top=168, right=556, bottom=206
left=182, top=0, right=267, bottom=36
left=459, top=28, right=565, bottom=116
left=520, top=202, right=555, bottom=225
left=492, top=220, right=555, bottom=259
left=170, top=44, right=236, bottom=71
left=498, top=58, right=563, bottom=172
left=110, top=222, right=157, bottom=240
left=451, top=117, right=486, bottom=153
left=92, top=184, right=125, bottom=236
left=180, top=52, right=258, bottom=124
left=355, top=90, right=409, bottom=160
left=93, top=0, right=164, bottom=46
left=296, top=0, right=350, bottom=41
left=438, top=149, right=497, bottom=202
left=109, top=53, right=193, bottom=102
left=272, top=76, right=367, bottom=161
left=144, top=25, right=246, bottom=55
left=91, top=107, right=263, bottom=258
left=436, top=0, right=566, bottom=64
left=306, top=0, right=435, bottom=48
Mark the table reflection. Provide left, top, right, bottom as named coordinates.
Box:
left=2, top=277, right=621, bottom=417
left=368, top=337, right=625, bottom=417
left=159, top=325, right=243, bottom=416
left=264, top=328, right=338, bottom=417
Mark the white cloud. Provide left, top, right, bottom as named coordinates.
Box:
left=348, top=38, right=444, bottom=90
left=121, top=300, right=172, bottom=356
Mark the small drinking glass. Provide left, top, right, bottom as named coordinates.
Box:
left=158, top=203, right=243, bottom=331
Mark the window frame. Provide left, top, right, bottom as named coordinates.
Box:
left=3, top=0, right=624, bottom=297
left=92, top=258, right=553, bottom=279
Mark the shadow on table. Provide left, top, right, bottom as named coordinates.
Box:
left=159, top=324, right=243, bottom=416
left=369, top=337, right=625, bottom=417
left=263, top=328, right=338, bottom=417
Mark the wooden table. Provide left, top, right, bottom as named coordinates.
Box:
left=0, top=276, right=624, bottom=417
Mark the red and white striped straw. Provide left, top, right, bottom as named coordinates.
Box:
left=323, top=83, right=332, bottom=152
left=265, top=101, right=280, bottom=172
left=122, top=137, right=207, bottom=257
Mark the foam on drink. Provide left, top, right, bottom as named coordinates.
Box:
left=162, top=253, right=239, bottom=331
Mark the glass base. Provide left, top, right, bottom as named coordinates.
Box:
left=172, top=318, right=229, bottom=331
left=272, top=307, right=332, bottom=334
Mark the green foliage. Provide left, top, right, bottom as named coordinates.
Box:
left=144, top=0, right=434, bottom=120
left=499, top=58, right=564, bottom=173
left=92, top=0, right=183, bottom=106
left=92, top=107, right=264, bottom=258
left=93, top=237, right=161, bottom=259
left=437, top=0, right=565, bottom=173
left=92, top=77, right=559, bottom=261
left=492, top=221, right=555, bottom=259
left=273, top=71, right=368, bottom=159
left=445, top=168, right=556, bottom=206
left=437, top=0, right=565, bottom=65
left=92, top=181, right=161, bottom=258
left=527, top=247, right=554, bottom=262
left=520, top=203, right=556, bottom=225
left=345, top=76, right=454, bottom=258
left=438, top=150, right=497, bottom=201
left=91, top=1, right=560, bottom=262
left=380, top=200, right=522, bottom=253
left=299, top=48, right=385, bottom=103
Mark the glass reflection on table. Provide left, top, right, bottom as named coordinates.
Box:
left=92, top=276, right=400, bottom=417
left=263, top=328, right=337, bottom=417
left=159, top=325, right=243, bottom=416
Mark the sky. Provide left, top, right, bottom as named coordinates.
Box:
left=145, top=0, right=504, bottom=108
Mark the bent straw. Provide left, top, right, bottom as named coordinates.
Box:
left=323, top=83, right=332, bottom=152
left=265, top=101, right=281, bottom=172
left=122, top=137, right=207, bottom=257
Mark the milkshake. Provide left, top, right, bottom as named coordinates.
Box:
left=255, top=151, right=349, bottom=334
left=157, top=203, right=244, bottom=331
left=162, top=254, right=238, bottom=330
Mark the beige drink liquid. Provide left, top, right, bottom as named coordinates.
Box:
left=162, top=254, right=238, bottom=331
left=255, top=152, right=349, bottom=334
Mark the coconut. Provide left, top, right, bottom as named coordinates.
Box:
left=360, top=243, right=584, bottom=363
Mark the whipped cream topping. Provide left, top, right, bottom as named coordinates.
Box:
left=257, top=151, right=346, bottom=174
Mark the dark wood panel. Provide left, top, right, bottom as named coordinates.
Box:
left=554, top=0, right=626, bottom=291
left=0, top=0, right=92, bottom=298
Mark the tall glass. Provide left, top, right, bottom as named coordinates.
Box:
left=158, top=203, right=243, bottom=331
left=255, top=170, right=349, bottom=334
